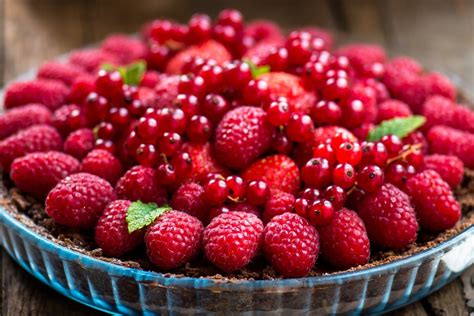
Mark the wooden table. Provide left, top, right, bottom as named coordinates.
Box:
left=0, top=0, right=473, bottom=314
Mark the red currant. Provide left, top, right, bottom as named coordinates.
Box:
left=336, top=142, right=362, bottom=165
left=294, top=197, right=309, bottom=217
left=267, top=99, right=291, bottom=126
left=156, top=163, right=177, bottom=186
left=95, top=70, right=123, bottom=100
left=188, top=13, right=212, bottom=43
left=265, top=47, right=289, bottom=71
left=204, top=178, right=228, bottom=205
left=202, top=94, right=230, bottom=123
left=158, top=132, right=182, bottom=156
left=323, top=185, right=346, bottom=210
left=286, top=113, right=314, bottom=142
left=332, top=163, right=356, bottom=189
left=246, top=180, right=269, bottom=206
left=311, top=100, right=342, bottom=125
left=95, top=122, right=115, bottom=140
left=361, top=141, right=388, bottom=167
left=271, top=130, right=293, bottom=155
left=301, top=158, right=332, bottom=188
left=171, top=152, right=193, bottom=182
left=381, top=135, right=403, bottom=156
left=301, top=187, right=321, bottom=202
left=308, top=199, right=334, bottom=226
left=313, top=143, right=336, bottom=165
left=137, top=117, right=160, bottom=142
left=187, top=115, right=212, bottom=143
left=226, top=175, right=246, bottom=201
left=242, top=79, right=270, bottom=105
left=136, top=143, right=159, bottom=167
left=357, top=165, right=384, bottom=193
left=95, top=138, right=116, bottom=154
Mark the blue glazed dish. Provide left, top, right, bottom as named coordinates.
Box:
left=0, top=205, right=473, bottom=315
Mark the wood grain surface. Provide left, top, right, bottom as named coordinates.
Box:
left=0, top=0, right=473, bottom=315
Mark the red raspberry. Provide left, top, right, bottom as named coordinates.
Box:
left=68, top=49, right=120, bottom=73
left=318, top=208, right=370, bottom=269
left=52, top=104, right=87, bottom=136
left=64, top=128, right=95, bottom=160
left=0, top=104, right=52, bottom=140
left=241, top=154, right=301, bottom=195
left=170, top=182, right=208, bottom=222
left=406, top=170, right=461, bottom=231
left=154, top=75, right=180, bottom=109
left=336, top=44, right=386, bottom=77
left=357, top=184, right=418, bottom=249
left=4, top=79, right=69, bottom=111
left=207, top=203, right=261, bottom=223
left=243, top=39, right=283, bottom=66
left=424, top=72, right=456, bottom=100
left=427, top=125, right=474, bottom=168
left=259, top=72, right=317, bottom=114
left=263, top=190, right=296, bottom=224
left=203, top=212, right=263, bottom=272
left=115, top=166, right=167, bottom=205
left=140, top=70, right=161, bottom=88
left=263, top=213, right=319, bottom=277
left=95, top=200, right=144, bottom=257
left=100, top=34, right=147, bottom=64
left=146, top=210, right=203, bottom=270
left=45, top=173, right=116, bottom=229
left=182, top=142, right=228, bottom=183
left=166, top=40, right=232, bottom=74
left=376, top=99, right=412, bottom=123
left=37, top=61, right=88, bottom=86
left=215, top=106, right=273, bottom=170
left=10, top=151, right=80, bottom=200
left=68, top=75, right=95, bottom=105
left=244, top=20, right=284, bottom=42
left=383, top=57, right=422, bottom=89
left=0, top=125, right=62, bottom=172
left=422, top=96, right=474, bottom=133
left=81, top=149, right=123, bottom=185
left=423, top=154, right=464, bottom=188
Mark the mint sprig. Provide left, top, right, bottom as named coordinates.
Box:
left=367, top=115, right=426, bottom=141
left=126, top=201, right=171, bottom=233
left=243, top=59, right=271, bottom=78
left=101, top=60, right=146, bottom=86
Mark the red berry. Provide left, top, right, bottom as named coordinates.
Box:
left=116, top=166, right=167, bottom=205
left=94, top=138, right=116, bottom=154
left=64, top=128, right=95, bottom=160
left=336, top=142, right=362, bottom=165
left=95, top=70, right=123, bottom=100
left=203, top=212, right=263, bottom=272
left=226, top=175, right=246, bottom=201
left=0, top=104, right=52, bottom=140
left=318, top=208, right=370, bottom=269
left=137, top=117, right=160, bottom=142
left=428, top=125, right=474, bottom=168
left=266, top=99, right=291, bottom=126
left=271, top=130, right=293, bottom=155
left=294, top=197, right=309, bottom=217
left=46, top=173, right=116, bottom=229
left=171, top=151, right=193, bottom=182
left=308, top=199, right=334, bottom=226
left=332, top=163, right=356, bottom=189
left=423, top=154, right=464, bottom=188
left=188, top=14, right=212, bottom=43
left=263, top=213, right=319, bottom=277
left=323, top=185, right=346, bottom=210
left=313, top=143, right=336, bottom=165
left=311, top=100, right=342, bottom=125
left=381, top=135, right=403, bottom=156
left=286, top=113, right=314, bottom=142
left=242, top=79, right=270, bottom=105
left=246, top=180, right=270, bottom=206
left=187, top=115, right=212, bottom=143
left=156, top=163, right=177, bottom=186
left=81, top=149, right=123, bottom=185
left=361, top=142, right=388, bottom=167
left=95, top=122, right=115, bottom=140
left=203, top=178, right=228, bottom=205
left=146, top=210, right=203, bottom=270
left=263, top=190, right=295, bottom=224
left=357, top=165, right=384, bottom=193
left=170, top=182, right=208, bottom=221
left=301, top=187, right=321, bottom=202
left=301, top=157, right=332, bottom=188
left=158, top=132, right=182, bottom=156
left=95, top=200, right=144, bottom=257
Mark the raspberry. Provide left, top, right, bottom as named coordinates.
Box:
left=4, top=79, right=69, bottom=111
left=37, top=61, right=88, bottom=86
left=166, top=40, right=232, bottom=74
left=422, top=96, right=474, bottom=133
left=182, top=142, right=228, bottom=183
left=95, top=200, right=144, bottom=257
left=140, top=70, right=161, bottom=88
left=69, top=49, right=120, bottom=73
left=243, top=39, right=283, bottom=66
left=146, top=210, right=203, bottom=270
left=357, top=184, right=418, bottom=249
left=318, top=208, right=370, bottom=269
left=10, top=151, right=80, bottom=200
left=336, top=44, right=386, bottom=77
left=263, top=190, right=296, bottom=224
left=423, top=154, right=464, bottom=188
left=52, top=104, right=86, bottom=136
left=203, top=212, right=263, bottom=272
left=207, top=203, right=261, bottom=223
left=81, top=149, right=123, bottom=185
left=427, top=125, right=474, bottom=168
left=0, top=104, right=52, bottom=140
left=406, top=170, right=461, bottom=231
left=115, top=166, right=167, bottom=205
left=241, top=154, right=301, bottom=194
left=100, top=34, right=147, bottom=64
left=244, top=20, right=284, bottom=42
left=258, top=72, right=317, bottom=114
left=45, top=173, right=116, bottom=229
left=376, top=99, right=412, bottom=123
left=68, top=75, right=95, bottom=105
left=170, top=182, right=208, bottom=222
left=0, top=125, right=62, bottom=172
left=64, top=128, right=95, bottom=160
left=154, top=75, right=180, bottom=109
left=383, top=57, right=422, bottom=88
left=424, top=72, right=456, bottom=100
left=215, top=106, right=273, bottom=170
left=263, top=213, right=319, bottom=277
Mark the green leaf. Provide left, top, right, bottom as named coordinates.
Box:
left=243, top=59, right=271, bottom=78
left=367, top=115, right=426, bottom=141
left=100, top=60, right=146, bottom=86
left=126, top=201, right=171, bottom=233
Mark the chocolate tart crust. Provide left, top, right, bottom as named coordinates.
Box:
left=0, top=170, right=473, bottom=281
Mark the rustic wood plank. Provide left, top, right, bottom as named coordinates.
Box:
left=387, top=301, right=427, bottom=316
left=384, top=0, right=474, bottom=88
left=3, top=0, right=88, bottom=82
left=461, top=265, right=474, bottom=310
left=2, top=251, right=104, bottom=316
left=422, top=279, right=469, bottom=316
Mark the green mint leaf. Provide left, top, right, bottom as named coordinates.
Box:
left=126, top=201, right=171, bottom=233
left=367, top=115, right=426, bottom=141
left=243, top=59, right=271, bottom=78
left=99, top=60, right=146, bottom=86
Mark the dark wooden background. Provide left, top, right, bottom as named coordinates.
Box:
left=0, top=0, right=473, bottom=315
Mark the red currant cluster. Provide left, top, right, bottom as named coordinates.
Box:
left=295, top=131, right=424, bottom=226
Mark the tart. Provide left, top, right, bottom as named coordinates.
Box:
left=0, top=8, right=473, bottom=314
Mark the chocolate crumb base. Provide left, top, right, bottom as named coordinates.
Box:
left=0, top=170, right=473, bottom=281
